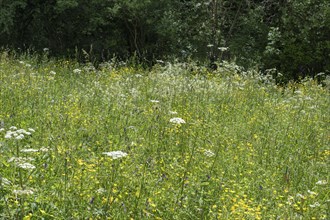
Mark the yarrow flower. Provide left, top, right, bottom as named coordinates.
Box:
left=4, top=127, right=35, bottom=139
left=96, top=188, right=106, bottom=194
left=73, top=69, right=82, bottom=74
left=102, top=151, right=128, bottom=159
left=15, top=134, right=25, bottom=140
left=169, top=117, right=186, bottom=124
left=204, top=150, right=215, bottom=157
left=8, top=157, right=36, bottom=170
left=13, top=189, right=34, bottom=196
left=316, top=180, right=327, bottom=185
left=20, top=148, right=39, bottom=153
left=309, top=202, right=320, bottom=208
left=1, top=177, right=11, bottom=186
left=17, top=162, right=36, bottom=170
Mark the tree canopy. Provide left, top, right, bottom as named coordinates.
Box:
left=1, top=0, right=329, bottom=80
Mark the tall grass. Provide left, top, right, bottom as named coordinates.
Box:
left=0, top=53, right=329, bottom=219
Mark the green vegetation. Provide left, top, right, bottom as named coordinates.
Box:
left=0, top=54, right=329, bottom=219
left=1, top=0, right=329, bottom=80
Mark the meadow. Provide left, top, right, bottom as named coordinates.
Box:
left=0, top=53, right=329, bottom=219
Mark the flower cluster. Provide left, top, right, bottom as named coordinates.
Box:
left=169, top=117, right=186, bottom=124
left=102, top=151, right=128, bottom=159
left=8, top=157, right=36, bottom=170
left=2, top=126, right=35, bottom=140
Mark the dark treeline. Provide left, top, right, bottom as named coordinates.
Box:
left=1, top=0, right=329, bottom=80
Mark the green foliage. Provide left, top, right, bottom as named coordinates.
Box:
left=0, top=54, right=329, bottom=219
left=0, top=0, right=329, bottom=79
left=262, top=0, right=330, bottom=80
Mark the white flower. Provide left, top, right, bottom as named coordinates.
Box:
left=16, top=129, right=26, bottom=134
left=96, top=188, right=106, bottom=194
left=1, top=177, right=11, bottom=186
left=8, top=157, right=35, bottom=163
left=0, top=128, right=5, bottom=132
left=17, top=162, right=36, bottom=170
left=316, top=180, right=327, bottom=185
left=15, top=134, right=25, bottom=140
left=5, top=131, right=13, bottom=139
left=50, top=71, right=56, bottom=75
left=307, top=190, right=318, bottom=196
left=296, top=193, right=305, bottom=199
left=102, top=151, right=128, bottom=159
left=309, top=202, right=320, bottom=208
left=73, top=69, right=82, bottom=74
left=150, top=100, right=160, bottom=103
left=9, top=126, right=17, bottom=130
left=204, top=150, right=215, bottom=157
left=169, top=117, right=186, bottom=124
left=28, top=128, right=35, bottom=132
left=218, top=47, right=228, bottom=51
left=13, top=189, right=34, bottom=196
left=39, top=147, right=49, bottom=152
left=169, top=111, right=178, bottom=115
left=20, top=148, right=39, bottom=153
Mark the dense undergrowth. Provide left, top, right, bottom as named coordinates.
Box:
left=0, top=54, right=329, bottom=219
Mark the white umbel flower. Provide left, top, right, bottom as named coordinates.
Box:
left=169, top=117, right=186, bottom=124
left=204, top=150, right=215, bottom=157
left=20, top=148, right=39, bottom=153
left=17, top=162, right=36, bottom=170
left=73, top=69, right=82, bottom=74
left=316, top=180, right=327, bottom=185
left=13, top=189, right=34, bottom=196
left=102, top=151, right=128, bottom=159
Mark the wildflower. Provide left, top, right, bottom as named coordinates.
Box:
left=102, top=151, right=128, bottom=159
left=5, top=131, right=13, bottom=139
left=204, top=150, right=215, bottom=157
left=0, top=128, right=4, bottom=132
left=73, top=69, right=82, bottom=74
left=13, top=189, right=34, bottom=196
left=296, top=193, right=305, bottom=199
left=20, top=148, right=39, bottom=153
left=1, top=177, right=11, bottom=186
left=218, top=47, right=228, bottom=51
left=150, top=100, right=160, bottom=103
left=15, top=134, right=25, bottom=140
left=17, top=162, right=36, bottom=170
left=39, top=147, right=49, bottom=152
left=169, top=117, right=186, bottom=124
left=309, top=202, right=320, bottom=208
left=9, top=126, right=17, bottom=130
left=307, top=190, right=318, bottom=196
left=96, top=188, right=106, bottom=194
left=8, top=157, right=35, bottom=163
left=316, top=180, right=327, bottom=185
left=169, top=111, right=178, bottom=115
left=50, top=71, right=56, bottom=75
